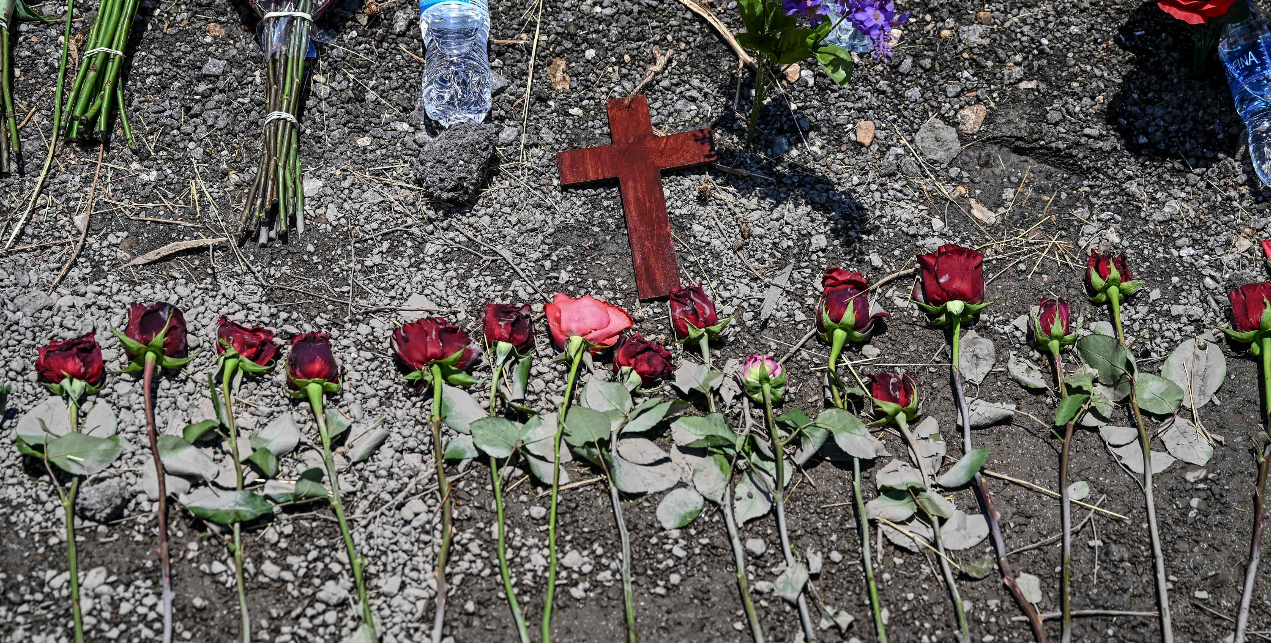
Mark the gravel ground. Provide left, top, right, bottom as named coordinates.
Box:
left=3, top=0, right=1271, bottom=641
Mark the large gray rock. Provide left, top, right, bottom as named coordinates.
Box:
left=75, top=479, right=130, bottom=523
left=417, top=123, right=499, bottom=204
left=915, top=118, right=961, bottom=165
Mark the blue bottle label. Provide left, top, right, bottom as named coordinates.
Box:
left=420, top=0, right=468, bottom=11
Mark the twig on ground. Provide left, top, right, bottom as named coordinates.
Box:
left=48, top=144, right=105, bottom=293
left=1011, top=610, right=1159, bottom=623
left=454, top=224, right=547, bottom=301
left=517, top=0, right=544, bottom=163
left=672, top=0, right=756, bottom=69
left=122, top=238, right=226, bottom=267
left=625, top=47, right=673, bottom=107
left=982, top=470, right=1127, bottom=520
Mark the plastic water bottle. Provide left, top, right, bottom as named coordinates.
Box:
left=821, top=7, right=873, bottom=53
left=1220, top=5, right=1271, bottom=186
left=419, top=0, right=491, bottom=126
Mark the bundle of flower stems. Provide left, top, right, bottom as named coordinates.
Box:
left=61, top=0, right=138, bottom=144
left=0, top=0, right=48, bottom=173
left=241, top=0, right=317, bottom=243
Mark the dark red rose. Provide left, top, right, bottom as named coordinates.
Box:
left=217, top=317, right=278, bottom=366
left=288, top=332, right=340, bottom=384
left=36, top=332, right=104, bottom=385
left=1262, top=239, right=1271, bottom=264
left=915, top=244, right=985, bottom=306
left=868, top=370, right=917, bottom=409
left=818, top=268, right=888, bottom=337
left=1157, top=0, right=1236, bottom=25
left=1031, top=297, right=1071, bottom=343
left=124, top=302, right=187, bottom=357
left=1229, top=283, right=1271, bottom=333
left=613, top=333, right=674, bottom=383
left=482, top=303, right=534, bottom=354
left=669, top=285, right=718, bottom=340
left=1085, top=251, right=1132, bottom=293
left=392, top=317, right=479, bottom=373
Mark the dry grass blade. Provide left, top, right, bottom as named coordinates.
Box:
left=673, top=0, right=755, bottom=69
left=123, top=238, right=226, bottom=267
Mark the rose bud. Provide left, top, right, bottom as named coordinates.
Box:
left=1084, top=250, right=1142, bottom=303
left=483, top=303, right=534, bottom=355
left=613, top=333, right=674, bottom=384
left=1030, top=297, right=1078, bottom=352
left=1262, top=239, right=1271, bottom=269
left=741, top=354, right=787, bottom=403
left=1223, top=283, right=1271, bottom=352
left=913, top=244, right=990, bottom=323
left=818, top=268, right=888, bottom=343
left=287, top=332, right=340, bottom=388
left=545, top=293, right=633, bottom=354
left=669, top=285, right=720, bottom=342
left=391, top=317, right=480, bottom=374
left=123, top=302, right=188, bottom=357
left=867, top=369, right=919, bottom=422
left=217, top=317, right=278, bottom=367
left=36, top=332, right=105, bottom=390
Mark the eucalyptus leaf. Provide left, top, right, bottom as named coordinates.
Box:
left=157, top=435, right=219, bottom=480
left=916, top=490, right=956, bottom=520
left=1134, top=373, right=1184, bottom=416
left=521, top=413, right=570, bottom=462
left=773, top=562, right=809, bottom=604
left=672, top=362, right=723, bottom=396
left=692, top=454, right=731, bottom=504
left=656, top=487, right=704, bottom=529
left=440, top=384, right=487, bottom=435
left=47, top=433, right=122, bottom=476
left=16, top=396, right=70, bottom=447
left=1099, top=425, right=1138, bottom=447
left=1110, top=441, right=1175, bottom=474
left=935, top=448, right=990, bottom=488
left=881, top=519, right=933, bottom=552
left=471, top=417, right=521, bottom=459
left=183, top=488, right=273, bottom=525
left=325, top=408, right=352, bottom=441
left=525, top=454, right=569, bottom=485
left=1162, top=338, right=1225, bottom=409
left=963, top=400, right=1015, bottom=429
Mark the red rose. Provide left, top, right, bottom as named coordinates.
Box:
left=818, top=268, right=888, bottom=338
left=217, top=317, right=278, bottom=366
left=1261, top=239, right=1271, bottom=265
left=1229, top=282, right=1271, bottom=333
left=1157, top=0, right=1236, bottom=25
left=613, top=333, right=674, bottom=383
left=915, top=244, right=985, bottom=306
left=482, top=303, right=535, bottom=354
left=124, top=302, right=188, bottom=357
left=544, top=293, right=633, bottom=350
left=1085, top=251, right=1132, bottom=293
left=36, top=332, right=104, bottom=385
left=391, top=317, right=479, bottom=372
left=287, top=332, right=340, bottom=384
left=1031, top=297, right=1071, bottom=344
left=669, top=285, right=718, bottom=340
left=868, top=370, right=917, bottom=409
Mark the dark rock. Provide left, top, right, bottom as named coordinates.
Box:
left=416, top=123, right=499, bottom=204
left=75, top=479, right=130, bottom=523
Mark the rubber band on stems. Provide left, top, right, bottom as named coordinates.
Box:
left=262, top=111, right=299, bottom=127
left=83, top=47, right=125, bottom=57
left=262, top=10, right=312, bottom=20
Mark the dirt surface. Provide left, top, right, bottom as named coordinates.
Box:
left=3, top=0, right=1271, bottom=641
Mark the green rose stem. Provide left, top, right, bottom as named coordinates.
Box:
left=486, top=354, right=531, bottom=643
left=428, top=363, right=452, bottom=643
left=949, top=316, right=1047, bottom=643
left=721, top=461, right=765, bottom=643
left=698, top=335, right=715, bottom=413
left=219, top=358, right=252, bottom=643
left=1048, top=342, right=1077, bottom=643
left=601, top=435, right=638, bottom=643
left=746, top=51, right=768, bottom=147
left=1106, top=289, right=1174, bottom=643
left=761, top=383, right=817, bottom=643
left=1236, top=336, right=1271, bottom=643
left=304, top=382, right=378, bottom=640
left=141, top=352, right=175, bottom=643
left=893, top=413, right=967, bottom=642
left=828, top=330, right=886, bottom=643
left=40, top=391, right=84, bottom=643
left=542, top=336, right=586, bottom=643
left=4, top=0, right=74, bottom=250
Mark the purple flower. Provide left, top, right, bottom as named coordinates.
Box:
left=842, top=0, right=909, bottom=59
left=783, top=0, right=826, bottom=23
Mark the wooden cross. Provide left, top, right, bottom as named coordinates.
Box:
left=557, top=94, right=716, bottom=300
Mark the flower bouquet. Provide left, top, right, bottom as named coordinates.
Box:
left=61, top=0, right=142, bottom=144
left=0, top=0, right=49, bottom=172
left=241, top=0, right=329, bottom=242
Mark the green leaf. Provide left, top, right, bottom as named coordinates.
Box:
left=325, top=408, right=352, bottom=441
left=672, top=362, right=723, bottom=397
left=440, top=384, right=487, bottom=435
left=818, top=408, right=887, bottom=459
left=247, top=447, right=279, bottom=478
left=623, top=399, right=687, bottom=434
left=444, top=435, right=478, bottom=460
left=672, top=413, right=736, bottom=449
left=773, top=561, right=809, bottom=604
left=185, top=489, right=273, bottom=525
left=251, top=413, right=302, bottom=457
left=815, top=43, right=853, bottom=87
left=876, top=459, right=924, bottom=492
left=736, top=31, right=779, bottom=55
left=737, top=0, right=764, bottom=34
left=157, top=435, right=218, bottom=480
left=0, top=385, right=9, bottom=416
left=775, top=409, right=814, bottom=432
left=183, top=419, right=221, bottom=444
left=47, top=433, right=122, bottom=476
left=583, top=380, right=633, bottom=414
left=1134, top=373, right=1185, bottom=415
left=961, top=554, right=996, bottom=580
left=692, top=454, right=731, bottom=505
left=563, top=407, right=611, bottom=447
left=1067, top=480, right=1090, bottom=501
left=1054, top=394, right=1088, bottom=427
left=500, top=356, right=532, bottom=403
left=470, top=417, right=521, bottom=459
left=916, top=490, right=956, bottom=520
left=347, top=427, right=390, bottom=463
left=1076, top=334, right=1134, bottom=396
left=263, top=468, right=327, bottom=503
left=656, top=487, right=704, bottom=530
left=865, top=489, right=917, bottom=521
left=935, top=447, right=990, bottom=488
